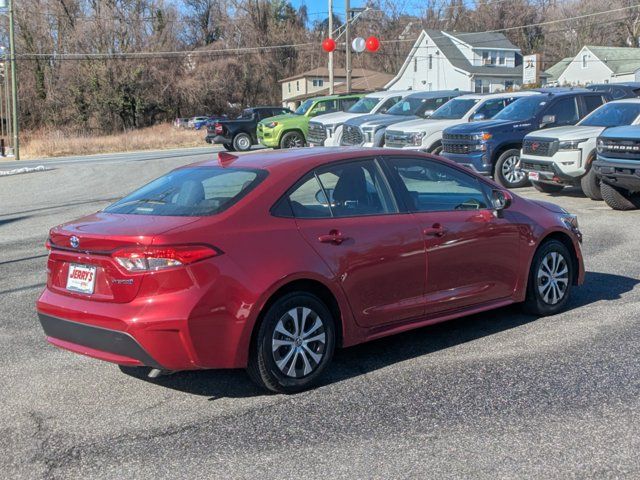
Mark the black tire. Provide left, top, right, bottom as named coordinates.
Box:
left=280, top=131, right=305, bottom=149
left=600, top=182, right=640, bottom=210
left=495, top=149, right=529, bottom=188
left=523, top=239, right=574, bottom=316
left=223, top=143, right=235, bottom=151
left=232, top=133, right=252, bottom=152
left=532, top=181, right=564, bottom=193
left=247, top=292, right=336, bottom=393
left=580, top=160, right=602, bottom=201
left=429, top=142, right=443, bottom=155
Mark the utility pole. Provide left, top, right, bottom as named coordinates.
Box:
left=328, top=0, right=334, bottom=94
left=8, top=0, right=18, bottom=159
left=345, top=0, right=351, bottom=93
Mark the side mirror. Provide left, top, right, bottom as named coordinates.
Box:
left=471, top=113, right=486, bottom=122
left=540, top=114, right=556, bottom=128
left=491, top=189, right=512, bottom=217
left=423, top=109, right=435, bottom=118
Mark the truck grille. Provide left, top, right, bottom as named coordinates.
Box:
left=307, top=122, right=327, bottom=145
left=598, top=138, right=640, bottom=160
left=442, top=133, right=476, bottom=154
left=385, top=130, right=410, bottom=148
left=341, top=124, right=364, bottom=146
left=521, top=160, right=554, bottom=173
left=523, top=138, right=556, bottom=157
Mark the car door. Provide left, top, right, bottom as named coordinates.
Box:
left=288, top=159, right=426, bottom=328
left=542, top=97, right=580, bottom=127
left=383, top=156, right=521, bottom=315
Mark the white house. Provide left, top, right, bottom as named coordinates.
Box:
left=548, top=46, right=640, bottom=85
left=385, top=29, right=523, bottom=93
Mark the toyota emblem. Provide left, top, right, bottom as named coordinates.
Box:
left=70, top=236, right=80, bottom=248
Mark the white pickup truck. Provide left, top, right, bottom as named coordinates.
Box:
left=384, top=91, right=539, bottom=154
left=307, top=90, right=412, bottom=147
left=520, top=99, right=640, bottom=200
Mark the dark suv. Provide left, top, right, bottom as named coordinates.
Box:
left=440, top=89, right=610, bottom=188
left=594, top=125, right=640, bottom=210
left=206, top=106, right=292, bottom=151
left=587, top=82, right=640, bottom=100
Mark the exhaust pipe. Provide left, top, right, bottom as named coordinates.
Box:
left=147, top=368, right=173, bottom=379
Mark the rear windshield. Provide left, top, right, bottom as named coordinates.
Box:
left=104, top=167, right=267, bottom=216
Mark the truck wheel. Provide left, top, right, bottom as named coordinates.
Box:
left=232, top=133, right=252, bottom=152
left=495, top=149, right=529, bottom=189
left=223, top=143, right=235, bottom=152
left=580, top=167, right=602, bottom=200
left=600, top=182, right=640, bottom=210
left=429, top=142, right=443, bottom=155
left=247, top=292, right=335, bottom=393
left=280, top=131, right=305, bottom=149
left=532, top=181, right=564, bottom=193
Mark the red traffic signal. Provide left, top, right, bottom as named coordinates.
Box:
left=365, top=36, right=380, bottom=52
left=322, top=38, right=336, bottom=53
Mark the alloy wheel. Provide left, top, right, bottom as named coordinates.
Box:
left=272, top=307, right=326, bottom=378
left=237, top=135, right=251, bottom=150
left=501, top=155, right=526, bottom=185
left=284, top=135, right=304, bottom=148
left=537, top=251, right=569, bottom=305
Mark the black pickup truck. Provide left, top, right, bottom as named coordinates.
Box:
left=205, top=106, right=292, bottom=151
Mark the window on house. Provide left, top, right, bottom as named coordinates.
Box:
left=428, top=54, right=433, bottom=69
left=474, top=79, right=490, bottom=94
left=499, top=52, right=506, bottom=65
left=582, top=54, right=588, bottom=69
left=482, top=51, right=489, bottom=64
left=414, top=58, right=417, bottom=72
left=312, top=79, right=324, bottom=87
left=288, top=83, right=291, bottom=93
left=296, top=80, right=300, bottom=91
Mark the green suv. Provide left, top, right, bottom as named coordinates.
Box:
left=257, top=93, right=364, bottom=148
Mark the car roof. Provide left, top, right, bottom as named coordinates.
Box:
left=588, top=82, right=640, bottom=89
left=310, top=93, right=364, bottom=101
left=608, top=98, right=640, bottom=104
left=191, top=148, right=402, bottom=174
left=404, top=90, right=466, bottom=99
left=366, top=90, right=414, bottom=99
left=456, top=91, right=541, bottom=101
left=532, top=87, right=592, bottom=95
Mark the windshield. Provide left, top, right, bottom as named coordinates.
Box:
left=104, top=167, right=267, bottom=217
left=493, top=95, right=546, bottom=121
left=579, top=102, right=640, bottom=127
left=430, top=99, right=479, bottom=119
left=348, top=97, right=380, bottom=113
left=388, top=96, right=445, bottom=117
left=295, top=99, right=314, bottom=115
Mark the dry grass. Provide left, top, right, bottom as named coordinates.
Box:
left=21, top=124, right=206, bottom=159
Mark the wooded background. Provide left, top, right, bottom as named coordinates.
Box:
left=9, top=0, right=640, bottom=134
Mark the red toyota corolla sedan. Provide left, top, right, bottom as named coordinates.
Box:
left=37, top=148, right=584, bottom=393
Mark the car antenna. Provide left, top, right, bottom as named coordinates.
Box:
left=218, top=151, right=238, bottom=167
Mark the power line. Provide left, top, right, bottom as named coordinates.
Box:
left=12, top=4, right=640, bottom=61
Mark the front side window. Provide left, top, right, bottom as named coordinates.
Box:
left=287, top=161, right=396, bottom=218
left=475, top=98, right=508, bottom=119
left=377, top=96, right=402, bottom=113
left=105, top=167, right=266, bottom=217
left=310, top=100, right=339, bottom=116
left=295, top=99, right=314, bottom=115
left=385, top=157, right=489, bottom=212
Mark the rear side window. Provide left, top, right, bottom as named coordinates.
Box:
left=545, top=97, right=579, bottom=125
left=583, top=95, right=605, bottom=114
left=286, top=160, right=396, bottom=218
left=104, top=167, right=266, bottom=216
left=311, top=100, right=339, bottom=116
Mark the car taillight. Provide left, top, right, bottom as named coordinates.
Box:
left=112, top=245, right=220, bottom=272
left=214, top=123, right=223, bottom=134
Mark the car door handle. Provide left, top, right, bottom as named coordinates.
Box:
left=423, top=223, right=446, bottom=237
left=318, top=230, right=349, bottom=245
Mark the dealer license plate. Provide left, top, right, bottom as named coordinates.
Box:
left=66, top=264, right=97, bottom=294
left=528, top=171, right=540, bottom=181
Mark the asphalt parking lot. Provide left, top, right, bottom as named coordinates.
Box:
left=2, top=147, right=640, bottom=479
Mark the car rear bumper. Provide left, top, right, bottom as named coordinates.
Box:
left=36, top=283, right=252, bottom=371
left=39, top=313, right=165, bottom=369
